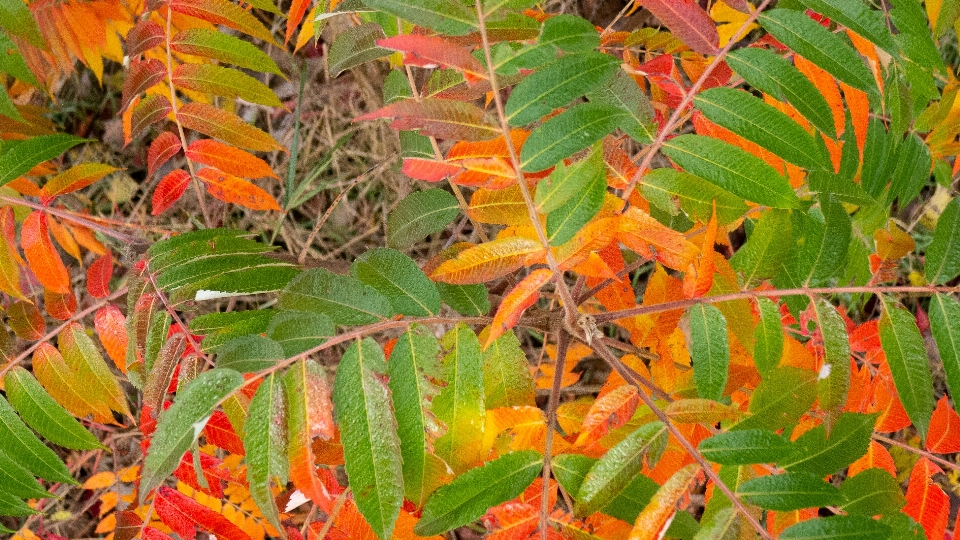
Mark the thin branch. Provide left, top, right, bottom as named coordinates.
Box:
left=0, top=195, right=140, bottom=244
left=540, top=328, right=568, bottom=540
left=874, top=434, right=960, bottom=474
left=314, top=487, right=351, bottom=540
left=620, top=0, right=774, bottom=202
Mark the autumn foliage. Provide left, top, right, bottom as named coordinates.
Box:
left=3, top=0, right=960, bottom=539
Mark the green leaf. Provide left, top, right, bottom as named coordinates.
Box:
left=538, top=13, right=599, bottom=52
left=694, top=88, right=825, bottom=169
left=687, top=304, right=729, bottom=402
left=505, top=52, right=620, bottom=126
left=266, top=310, right=333, bottom=357
left=438, top=283, right=491, bottom=316
left=553, top=453, right=661, bottom=523
left=731, top=367, right=817, bottom=432
left=759, top=9, right=876, bottom=95
left=575, top=421, right=668, bottom=517
left=352, top=248, right=441, bottom=316
left=0, top=396, right=75, bottom=485
left=0, top=490, right=37, bottom=517
left=753, top=298, right=784, bottom=377
left=388, top=189, right=459, bottom=249
left=888, top=133, right=931, bottom=207
left=333, top=338, right=403, bottom=540
left=925, top=197, right=960, bottom=284
left=839, top=468, right=906, bottom=516
left=483, top=331, right=535, bottom=408
left=434, top=324, right=486, bottom=473
left=861, top=119, right=896, bottom=197
left=244, top=373, right=287, bottom=532
left=546, top=158, right=606, bottom=246
left=363, top=0, right=477, bottom=35
left=812, top=299, right=851, bottom=431
left=878, top=298, right=934, bottom=438
left=216, top=335, right=284, bottom=372
left=780, top=516, right=892, bottom=540
left=0, top=448, right=51, bottom=499
left=737, top=472, right=842, bottom=511
left=388, top=325, right=445, bottom=506
left=415, top=450, right=543, bottom=536
left=890, top=0, right=946, bottom=72
left=662, top=135, right=799, bottom=209
left=795, top=0, right=896, bottom=52
left=173, top=64, right=282, bottom=107
left=0, top=135, right=87, bottom=188
left=930, top=294, right=960, bottom=414
left=780, top=413, right=875, bottom=476
left=279, top=268, right=391, bottom=326
left=141, top=369, right=244, bottom=497
left=726, top=48, right=835, bottom=138
left=796, top=197, right=852, bottom=286
left=693, top=507, right=738, bottom=540
left=587, top=70, right=655, bottom=144
left=520, top=102, right=626, bottom=172
left=535, top=144, right=604, bottom=214
left=698, top=430, right=792, bottom=466
left=170, top=29, right=283, bottom=76
left=730, top=211, right=793, bottom=287
left=0, top=0, right=44, bottom=47
left=4, top=367, right=104, bottom=450
left=641, top=168, right=748, bottom=226
left=60, top=323, right=131, bottom=416
left=328, top=22, right=391, bottom=77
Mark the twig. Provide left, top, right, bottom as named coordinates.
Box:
left=874, top=434, right=960, bottom=474
left=540, top=329, right=568, bottom=540
left=314, top=487, right=351, bottom=540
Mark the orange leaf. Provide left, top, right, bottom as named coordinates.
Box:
left=628, top=464, right=699, bottom=540
left=0, top=219, right=25, bottom=300
left=82, top=471, right=117, bottom=490
left=130, top=95, right=173, bottom=144
left=487, top=268, right=553, bottom=347
left=794, top=54, right=844, bottom=138
left=574, top=385, right=639, bottom=448
left=447, top=130, right=528, bottom=160
left=33, top=342, right=114, bottom=422
left=152, top=169, right=191, bottom=216
left=168, top=0, right=278, bottom=46
left=154, top=486, right=253, bottom=540
left=455, top=157, right=516, bottom=189
left=840, top=82, right=869, bottom=155
left=94, top=305, right=128, bottom=373
left=848, top=440, right=896, bottom=477
left=185, top=139, right=278, bottom=180
left=378, top=35, right=487, bottom=84
left=354, top=98, right=499, bottom=141
left=430, top=237, right=545, bottom=284
left=484, top=406, right=550, bottom=453
left=904, top=458, right=948, bottom=540
left=47, top=214, right=81, bottom=262
left=22, top=211, right=71, bottom=294
left=926, top=396, right=960, bottom=453
left=285, top=0, right=309, bottom=44
left=484, top=501, right=538, bottom=540
left=469, top=185, right=530, bottom=226
left=148, top=132, right=183, bottom=179
left=178, top=103, right=284, bottom=153
left=618, top=207, right=700, bottom=271
left=44, top=289, right=77, bottom=320
left=401, top=158, right=463, bottom=182
left=197, top=168, right=281, bottom=211
left=7, top=300, right=45, bottom=340
left=87, top=253, right=113, bottom=299
left=65, top=219, right=107, bottom=256
left=682, top=205, right=717, bottom=299
left=42, top=163, right=119, bottom=199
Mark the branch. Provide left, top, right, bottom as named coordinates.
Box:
left=540, top=328, right=568, bottom=540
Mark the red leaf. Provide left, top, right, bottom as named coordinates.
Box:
left=378, top=35, right=487, bottom=84
left=926, top=396, right=960, bottom=454
left=148, top=132, right=183, bottom=179
left=154, top=486, right=253, bottom=540
left=355, top=98, right=499, bottom=141
left=185, top=139, right=278, bottom=179
left=142, top=527, right=174, bottom=540
left=22, top=211, right=71, bottom=294
left=203, top=410, right=245, bottom=455
left=904, top=458, right=948, bottom=540
left=152, top=169, right=191, bottom=216
left=575, top=385, right=640, bottom=450
left=126, top=20, right=165, bottom=58
left=130, top=95, right=173, bottom=144
left=484, top=501, right=538, bottom=540
left=173, top=452, right=230, bottom=498
left=285, top=0, right=309, bottom=44
left=122, top=59, right=165, bottom=112
left=87, top=253, right=113, bottom=299
left=44, top=289, right=77, bottom=320
left=95, top=304, right=128, bottom=373
left=402, top=158, right=463, bottom=182
left=641, top=0, right=720, bottom=55
left=487, top=268, right=552, bottom=347
left=196, top=168, right=281, bottom=211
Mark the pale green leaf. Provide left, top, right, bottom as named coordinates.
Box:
left=483, top=331, right=535, bottom=408
left=839, top=468, right=905, bottom=516
left=930, top=294, right=960, bottom=416
left=878, top=298, right=934, bottom=438
left=328, top=23, right=391, bottom=77
left=244, top=373, right=287, bottom=532
left=352, top=248, right=441, bottom=317
left=434, top=324, right=486, bottom=473
left=388, top=189, right=459, bottom=249
left=753, top=298, right=784, bottom=377
left=812, top=299, right=850, bottom=431
left=170, top=28, right=283, bottom=76
left=687, top=304, right=729, bottom=402
left=0, top=135, right=87, bottom=187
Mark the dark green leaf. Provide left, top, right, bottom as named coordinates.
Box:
left=438, top=283, right=490, bottom=316
left=352, top=248, right=441, bottom=316
left=641, top=168, right=748, bottom=226
left=216, top=335, right=284, bottom=372
left=780, top=516, right=892, bottom=540
left=780, top=413, right=875, bottom=476
left=930, top=294, right=960, bottom=414
left=813, top=299, right=851, bottom=431
left=333, top=338, right=403, bottom=540
left=731, top=367, right=817, bottom=432
left=796, top=197, right=851, bottom=286
left=662, top=135, right=799, bottom=209
left=587, top=70, right=655, bottom=143
left=0, top=395, right=75, bottom=485
left=388, top=189, right=459, bottom=249
left=888, top=133, right=931, bottom=207
left=0, top=448, right=50, bottom=499
left=415, top=451, right=542, bottom=536
left=698, top=430, right=792, bottom=465
left=244, top=373, right=287, bottom=532
left=328, top=23, right=391, bottom=77
left=687, top=304, right=729, bottom=402
left=266, top=311, right=334, bottom=357
left=878, top=298, right=934, bottom=438
left=0, top=491, right=38, bottom=517
left=795, top=0, right=895, bottom=52
left=141, top=369, right=244, bottom=497
left=925, top=197, right=960, bottom=284
left=279, top=268, right=391, bottom=326
left=4, top=367, right=104, bottom=450
left=890, top=0, right=946, bottom=71
left=546, top=157, right=606, bottom=246
left=753, top=298, right=784, bottom=377
left=520, top=102, right=626, bottom=172
left=0, top=135, right=87, bottom=187
left=839, top=468, right=906, bottom=516
left=861, top=119, right=896, bottom=198
left=737, top=472, right=842, bottom=511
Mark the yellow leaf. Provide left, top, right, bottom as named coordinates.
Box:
left=711, top=1, right=757, bottom=47
left=431, top=237, right=545, bottom=284
left=629, top=464, right=699, bottom=540
left=83, top=471, right=118, bottom=490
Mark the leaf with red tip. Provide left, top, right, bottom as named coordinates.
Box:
left=95, top=305, right=128, bottom=373
left=641, top=0, right=719, bottom=55
left=629, top=464, right=699, bottom=540
left=185, top=140, right=278, bottom=179
left=44, top=289, right=77, bottom=320
left=154, top=486, right=254, bottom=540
left=168, top=0, right=279, bottom=46
left=196, top=168, right=281, bottom=211
left=173, top=452, right=228, bottom=498
left=22, top=211, right=71, bottom=294
left=904, top=458, right=948, bottom=540
left=430, top=237, right=546, bottom=284
left=378, top=35, right=487, bottom=84
left=575, top=385, right=640, bottom=448
left=122, top=59, right=165, bottom=112
left=178, top=103, right=283, bottom=153
left=86, top=253, right=113, bottom=299
left=8, top=300, right=45, bottom=340
left=402, top=158, right=463, bottom=182
left=355, top=98, right=499, bottom=141
left=126, top=20, right=165, bottom=57
left=926, top=396, right=960, bottom=454
left=285, top=359, right=336, bottom=513
left=204, top=410, right=245, bottom=455
left=487, top=269, right=552, bottom=347
left=130, top=95, right=173, bottom=144
left=152, top=169, right=191, bottom=216
left=43, top=163, right=119, bottom=199
left=148, top=132, right=183, bottom=179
